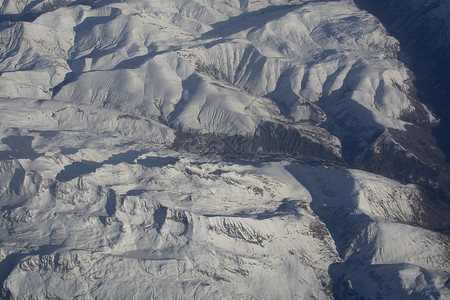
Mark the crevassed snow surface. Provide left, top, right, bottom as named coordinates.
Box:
left=0, top=0, right=449, bottom=299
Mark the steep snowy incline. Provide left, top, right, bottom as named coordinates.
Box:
left=1, top=0, right=450, bottom=299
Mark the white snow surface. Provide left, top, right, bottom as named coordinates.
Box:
left=0, top=0, right=449, bottom=299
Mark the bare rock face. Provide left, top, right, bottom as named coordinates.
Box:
left=0, top=0, right=449, bottom=299
left=173, top=121, right=344, bottom=164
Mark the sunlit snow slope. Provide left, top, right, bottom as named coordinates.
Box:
left=0, top=0, right=449, bottom=299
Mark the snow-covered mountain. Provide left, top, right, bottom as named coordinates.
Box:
left=354, top=0, right=450, bottom=162
left=0, top=0, right=449, bottom=298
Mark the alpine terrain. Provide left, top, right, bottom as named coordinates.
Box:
left=0, top=0, right=449, bottom=298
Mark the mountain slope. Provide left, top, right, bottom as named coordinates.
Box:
left=354, top=0, right=450, bottom=162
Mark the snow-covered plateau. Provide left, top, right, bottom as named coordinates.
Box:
left=0, top=0, right=449, bottom=299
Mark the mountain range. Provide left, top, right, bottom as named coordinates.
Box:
left=0, top=0, right=449, bottom=298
